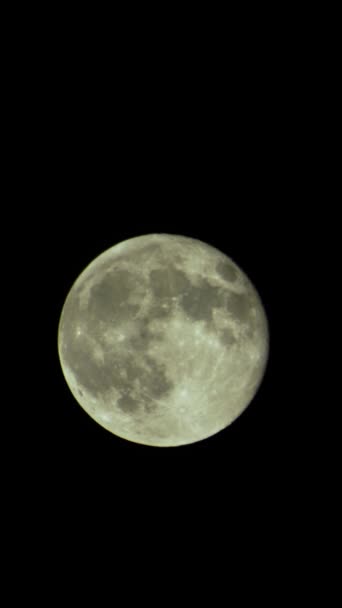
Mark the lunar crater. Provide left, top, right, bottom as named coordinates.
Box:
left=216, top=259, right=239, bottom=283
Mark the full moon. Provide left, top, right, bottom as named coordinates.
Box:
left=58, top=234, right=269, bottom=447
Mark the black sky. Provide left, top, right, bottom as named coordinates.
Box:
left=14, top=41, right=313, bottom=515
left=4, top=11, right=332, bottom=593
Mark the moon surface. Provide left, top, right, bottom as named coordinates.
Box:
left=58, top=234, right=269, bottom=447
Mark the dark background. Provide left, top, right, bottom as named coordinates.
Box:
left=11, top=22, right=320, bottom=538
left=5, top=13, right=331, bottom=597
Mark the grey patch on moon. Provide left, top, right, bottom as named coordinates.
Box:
left=216, top=259, right=238, bottom=283
left=219, top=327, right=237, bottom=347
left=116, top=394, right=139, bottom=413
left=115, top=354, right=174, bottom=415
left=149, top=269, right=171, bottom=299
left=148, top=300, right=174, bottom=319
left=128, top=323, right=154, bottom=351
left=127, top=316, right=167, bottom=350
left=225, top=291, right=251, bottom=322
left=140, top=355, right=174, bottom=401
left=149, top=267, right=190, bottom=299
left=87, top=269, right=140, bottom=323
left=179, top=280, right=225, bottom=322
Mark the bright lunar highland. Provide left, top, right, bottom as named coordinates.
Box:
left=58, top=234, right=269, bottom=447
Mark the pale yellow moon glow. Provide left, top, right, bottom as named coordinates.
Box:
left=58, top=234, right=269, bottom=447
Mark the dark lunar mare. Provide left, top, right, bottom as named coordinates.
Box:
left=179, top=280, right=225, bottom=322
